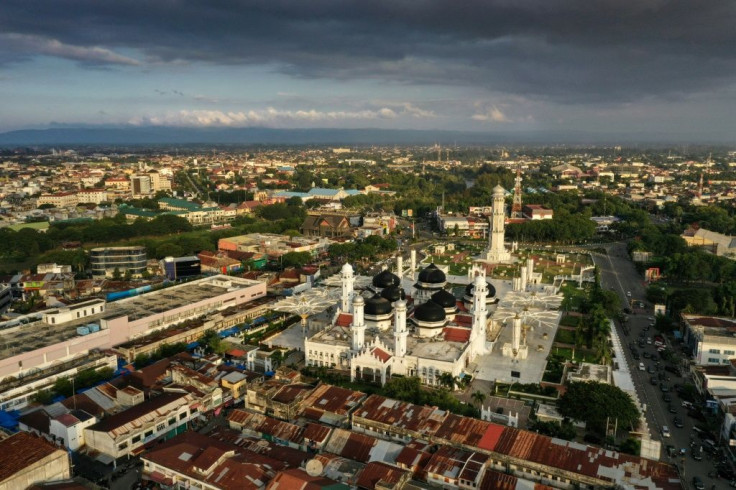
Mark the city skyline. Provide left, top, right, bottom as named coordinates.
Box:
left=1, top=1, right=735, bottom=141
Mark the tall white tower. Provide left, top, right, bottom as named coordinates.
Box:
left=512, top=314, right=522, bottom=352
left=396, top=255, right=403, bottom=279
left=341, top=263, right=355, bottom=312
left=471, top=275, right=488, bottom=355
left=351, top=296, right=366, bottom=351
left=485, top=185, right=511, bottom=263
left=393, top=300, right=408, bottom=358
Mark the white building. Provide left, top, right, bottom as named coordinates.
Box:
left=682, top=314, right=736, bottom=366
left=305, top=263, right=492, bottom=386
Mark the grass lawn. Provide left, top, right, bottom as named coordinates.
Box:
left=559, top=314, right=582, bottom=327
left=552, top=346, right=598, bottom=363
left=554, top=329, right=577, bottom=344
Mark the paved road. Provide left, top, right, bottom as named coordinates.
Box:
left=594, top=243, right=723, bottom=489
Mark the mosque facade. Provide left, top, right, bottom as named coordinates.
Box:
left=304, top=262, right=497, bottom=386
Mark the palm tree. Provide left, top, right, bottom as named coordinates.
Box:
left=438, top=372, right=455, bottom=390
left=471, top=390, right=486, bottom=408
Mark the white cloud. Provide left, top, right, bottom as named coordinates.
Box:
left=1, top=33, right=140, bottom=66
left=372, top=101, right=437, bottom=118
left=129, top=107, right=399, bottom=127
left=472, top=105, right=510, bottom=122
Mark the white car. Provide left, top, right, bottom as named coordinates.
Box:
left=639, top=362, right=645, bottom=371
left=661, top=426, right=671, bottom=438
left=627, top=291, right=632, bottom=297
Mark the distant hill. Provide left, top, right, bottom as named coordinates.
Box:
left=0, top=126, right=728, bottom=146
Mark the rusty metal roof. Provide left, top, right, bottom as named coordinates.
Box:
left=299, top=384, right=365, bottom=417
left=354, top=394, right=447, bottom=435
left=355, top=461, right=410, bottom=490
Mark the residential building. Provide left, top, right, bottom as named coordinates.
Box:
left=0, top=432, right=71, bottom=489
left=90, top=246, right=147, bottom=278
left=522, top=204, right=554, bottom=220
left=682, top=226, right=736, bottom=259
left=160, top=256, right=201, bottom=280
left=301, top=213, right=354, bottom=238
left=84, top=392, right=196, bottom=459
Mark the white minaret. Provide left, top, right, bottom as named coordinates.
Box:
left=512, top=314, right=522, bottom=352
left=341, top=263, right=354, bottom=312
left=471, top=275, right=488, bottom=355
left=485, top=185, right=510, bottom=263
left=393, top=299, right=408, bottom=358
left=520, top=266, right=528, bottom=291
left=397, top=255, right=403, bottom=278
left=410, top=250, right=417, bottom=278
left=351, top=295, right=366, bottom=351
left=526, top=258, right=534, bottom=283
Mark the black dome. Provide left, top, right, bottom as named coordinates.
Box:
left=418, top=263, right=446, bottom=284
left=465, top=281, right=496, bottom=298
left=414, top=300, right=446, bottom=323
left=431, top=289, right=457, bottom=308
left=364, top=294, right=393, bottom=316
left=381, top=285, right=406, bottom=302
left=372, top=269, right=400, bottom=289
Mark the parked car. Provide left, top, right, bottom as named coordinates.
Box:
left=662, top=426, right=671, bottom=438
left=639, top=362, right=645, bottom=371
left=673, top=417, right=684, bottom=428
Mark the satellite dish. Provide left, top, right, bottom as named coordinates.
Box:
left=305, top=459, right=324, bottom=477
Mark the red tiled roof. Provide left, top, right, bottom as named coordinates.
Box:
left=443, top=327, right=471, bottom=343
left=335, top=313, right=353, bottom=327
left=372, top=348, right=391, bottom=363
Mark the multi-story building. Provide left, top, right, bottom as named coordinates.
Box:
left=0, top=275, right=267, bottom=379
left=76, top=188, right=108, bottom=204
left=84, top=391, right=197, bottom=459
left=37, top=191, right=78, bottom=208
left=131, top=174, right=152, bottom=196
left=90, top=246, right=147, bottom=278
left=682, top=314, right=736, bottom=366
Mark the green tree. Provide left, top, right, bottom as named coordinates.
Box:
left=471, top=390, right=486, bottom=407
left=199, top=329, right=227, bottom=354
left=558, top=382, right=639, bottom=436
left=112, top=267, right=122, bottom=280
left=280, top=251, right=312, bottom=269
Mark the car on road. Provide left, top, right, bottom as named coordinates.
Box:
left=673, top=417, right=684, bottom=428
left=661, top=384, right=669, bottom=392
left=650, top=377, right=658, bottom=386
left=662, top=426, right=671, bottom=438
left=639, top=362, right=645, bottom=371
left=627, top=291, right=631, bottom=297
left=667, top=404, right=677, bottom=414
left=692, top=445, right=703, bottom=461
left=663, top=394, right=672, bottom=403
left=646, top=337, right=652, bottom=344
left=647, top=365, right=655, bottom=373
left=643, top=352, right=650, bottom=359
left=692, top=476, right=704, bottom=490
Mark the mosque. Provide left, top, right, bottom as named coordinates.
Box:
left=304, top=262, right=498, bottom=386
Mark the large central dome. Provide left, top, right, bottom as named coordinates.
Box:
left=431, top=289, right=457, bottom=308
left=418, top=264, right=446, bottom=284
left=373, top=269, right=400, bottom=289
left=364, top=294, right=392, bottom=316
left=413, top=300, right=446, bottom=323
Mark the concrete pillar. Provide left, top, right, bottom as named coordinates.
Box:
left=520, top=266, right=528, bottom=290
left=397, top=255, right=403, bottom=278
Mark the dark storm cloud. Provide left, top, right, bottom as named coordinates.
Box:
left=1, top=0, right=734, bottom=103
